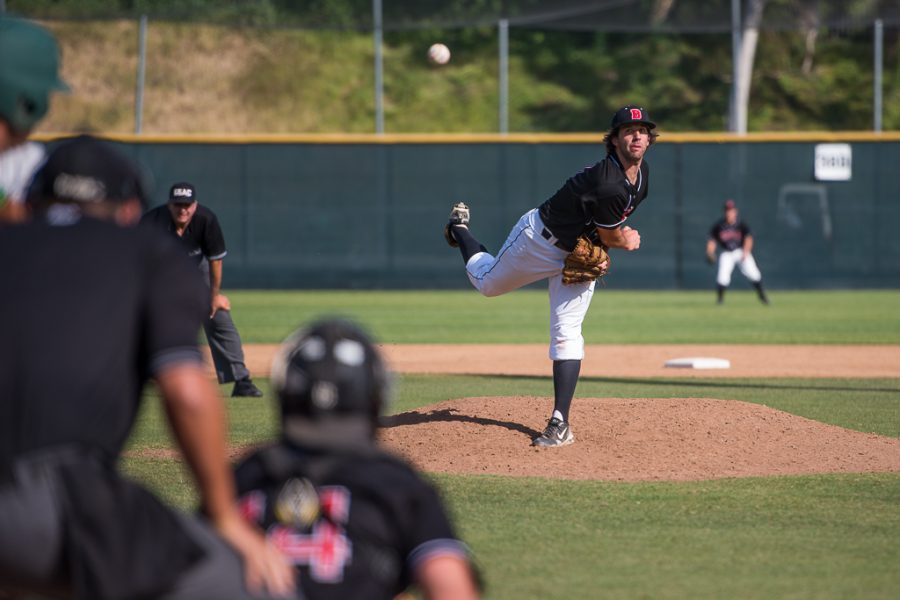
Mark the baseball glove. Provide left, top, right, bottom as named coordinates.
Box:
left=562, top=236, right=610, bottom=285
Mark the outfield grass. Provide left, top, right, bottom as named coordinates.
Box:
left=224, top=289, right=900, bottom=344
left=123, top=289, right=900, bottom=599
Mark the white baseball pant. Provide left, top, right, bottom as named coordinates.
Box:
left=464, top=208, right=595, bottom=361
left=717, top=249, right=762, bottom=286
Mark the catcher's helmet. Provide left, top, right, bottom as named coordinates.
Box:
left=271, top=319, right=390, bottom=446
left=0, top=17, right=69, bottom=134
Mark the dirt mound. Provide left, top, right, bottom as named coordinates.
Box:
left=378, top=397, right=900, bottom=481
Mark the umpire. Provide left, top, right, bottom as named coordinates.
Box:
left=141, top=183, right=263, bottom=397
left=234, top=318, right=481, bottom=600
left=0, top=136, right=295, bottom=599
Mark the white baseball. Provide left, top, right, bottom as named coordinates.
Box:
left=427, top=43, right=451, bottom=65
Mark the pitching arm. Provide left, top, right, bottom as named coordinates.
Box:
left=596, top=225, right=640, bottom=251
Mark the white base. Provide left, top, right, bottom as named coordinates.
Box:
left=664, top=357, right=731, bottom=370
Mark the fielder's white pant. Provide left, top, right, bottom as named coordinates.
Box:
left=717, top=249, right=762, bottom=287
left=465, top=209, right=595, bottom=361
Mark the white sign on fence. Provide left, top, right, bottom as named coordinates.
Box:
left=814, top=143, right=852, bottom=181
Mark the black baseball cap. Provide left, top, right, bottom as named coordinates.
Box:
left=168, top=182, right=197, bottom=204
left=26, top=135, right=145, bottom=205
left=610, top=106, right=656, bottom=130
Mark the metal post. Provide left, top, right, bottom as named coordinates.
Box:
left=729, top=0, right=741, bottom=132
left=134, top=15, right=147, bottom=134
left=373, top=0, right=384, bottom=134
left=874, top=19, right=883, bottom=133
left=498, top=19, right=509, bottom=134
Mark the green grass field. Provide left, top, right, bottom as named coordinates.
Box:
left=124, top=290, right=900, bottom=599
left=224, top=289, right=900, bottom=344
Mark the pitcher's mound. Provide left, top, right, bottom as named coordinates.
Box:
left=378, top=397, right=900, bottom=481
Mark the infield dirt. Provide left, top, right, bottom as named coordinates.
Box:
left=204, top=344, right=900, bottom=481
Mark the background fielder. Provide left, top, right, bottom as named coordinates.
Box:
left=444, top=106, right=656, bottom=448
left=706, top=199, right=769, bottom=305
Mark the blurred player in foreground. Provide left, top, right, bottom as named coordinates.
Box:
left=706, top=199, right=769, bottom=305
left=0, top=16, right=68, bottom=223
left=234, top=318, right=481, bottom=600
left=0, top=136, right=296, bottom=600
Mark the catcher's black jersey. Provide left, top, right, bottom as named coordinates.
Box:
left=538, top=152, right=650, bottom=249
left=710, top=218, right=751, bottom=251
left=140, top=204, right=227, bottom=266
left=234, top=443, right=469, bottom=600
left=0, top=218, right=207, bottom=464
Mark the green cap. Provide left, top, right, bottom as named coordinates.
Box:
left=0, top=16, right=69, bottom=134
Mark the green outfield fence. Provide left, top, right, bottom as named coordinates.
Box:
left=35, top=132, right=900, bottom=290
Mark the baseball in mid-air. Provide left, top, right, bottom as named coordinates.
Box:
left=427, top=43, right=451, bottom=65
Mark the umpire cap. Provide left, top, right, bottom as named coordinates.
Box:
left=271, top=319, right=391, bottom=447
left=610, top=106, right=656, bottom=131
left=169, top=182, right=197, bottom=203
left=26, top=135, right=146, bottom=206
left=0, top=17, right=69, bottom=134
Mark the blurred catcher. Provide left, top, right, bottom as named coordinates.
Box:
left=234, top=318, right=481, bottom=600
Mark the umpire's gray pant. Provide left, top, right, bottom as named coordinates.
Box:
left=204, top=308, right=251, bottom=384
left=0, top=461, right=297, bottom=600
left=199, top=258, right=251, bottom=384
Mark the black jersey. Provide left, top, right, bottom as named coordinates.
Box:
left=0, top=218, right=207, bottom=465
left=710, top=218, right=751, bottom=251
left=235, top=444, right=469, bottom=600
left=538, top=153, right=650, bottom=250
left=140, top=204, right=227, bottom=266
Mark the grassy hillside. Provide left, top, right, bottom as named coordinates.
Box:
left=36, top=20, right=899, bottom=135
left=39, top=22, right=540, bottom=134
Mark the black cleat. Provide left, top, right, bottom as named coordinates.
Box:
left=232, top=378, right=263, bottom=397
left=444, top=202, right=470, bottom=247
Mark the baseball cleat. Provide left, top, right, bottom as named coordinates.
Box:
left=444, top=202, right=470, bottom=247
left=532, top=417, right=574, bottom=447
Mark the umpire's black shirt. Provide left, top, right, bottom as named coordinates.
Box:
left=140, top=204, right=227, bottom=266
left=0, top=218, right=207, bottom=466
left=539, top=152, right=650, bottom=250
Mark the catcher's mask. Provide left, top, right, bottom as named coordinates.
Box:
left=271, top=319, right=390, bottom=447
left=0, top=17, right=69, bottom=135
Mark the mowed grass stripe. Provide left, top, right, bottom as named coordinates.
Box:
left=223, top=290, right=900, bottom=344
left=435, top=472, right=900, bottom=600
